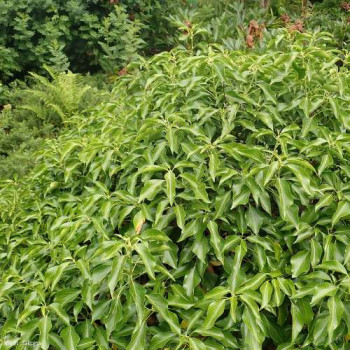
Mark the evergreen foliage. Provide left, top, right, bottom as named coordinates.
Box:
left=0, top=0, right=176, bottom=81
left=1, top=30, right=350, bottom=349
left=1, top=1, right=350, bottom=349
left=0, top=71, right=106, bottom=179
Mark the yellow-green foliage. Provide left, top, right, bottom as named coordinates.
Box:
left=0, top=71, right=106, bottom=179
left=1, top=31, right=350, bottom=349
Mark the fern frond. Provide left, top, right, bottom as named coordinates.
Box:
left=22, top=71, right=93, bottom=124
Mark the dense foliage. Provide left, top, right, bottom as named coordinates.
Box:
left=170, top=0, right=350, bottom=53
left=0, top=0, right=181, bottom=81
left=1, top=0, right=348, bottom=82
left=0, top=0, right=185, bottom=178
left=1, top=0, right=349, bottom=182
left=1, top=1, right=350, bottom=349
left=0, top=70, right=106, bottom=179
left=1, top=30, right=350, bottom=349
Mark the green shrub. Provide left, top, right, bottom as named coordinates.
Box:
left=98, top=5, right=144, bottom=74
left=0, top=31, right=350, bottom=349
left=0, top=1, right=146, bottom=81
left=0, top=0, right=347, bottom=83
left=307, top=0, right=350, bottom=50
left=22, top=68, right=96, bottom=125
left=120, top=0, right=187, bottom=53
left=0, top=70, right=107, bottom=179
left=168, top=1, right=271, bottom=52
left=168, top=0, right=348, bottom=53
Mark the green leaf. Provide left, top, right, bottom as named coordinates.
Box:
left=275, top=178, right=294, bottom=220
left=256, top=112, right=273, bottom=130
left=327, top=295, right=343, bottom=344
left=272, top=279, right=285, bottom=307
left=76, top=260, right=92, bottom=281
left=318, top=154, right=333, bottom=175
left=95, top=241, right=124, bottom=261
left=291, top=302, right=303, bottom=341
left=231, top=186, right=250, bottom=209
left=49, top=333, right=66, bottom=350
left=168, top=293, right=194, bottom=309
left=39, top=315, right=52, bottom=350
left=332, top=201, right=350, bottom=226
left=17, top=306, right=41, bottom=326
left=240, top=294, right=261, bottom=320
left=138, top=165, right=167, bottom=175
left=229, top=243, right=247, bottom=293
left=220, top=143, right=264, bottom=163
left=208, top=220, right=224, bottom=264
left=258, top=83, right=277, bottom=104
left=55, top=289, right=80, bottom=306
left=285, top=163, right=312, bottom=195
left=260, top=281, right=273, bottom=309
left=311, top=283, right=338, bottom=306
left=209, top=152, right=220, bottom=182
left=214, top=191, right=231, bottom=219
left=165, top=170, right=176, bottom=206
left=202, top=299, right=226, bottom=329
left=213, top=61, right=225, bottom=82
left=92, top=300, right=111, bottom=322
left=187, top=310, right=205, bottom=332
left=189, top=337, right=207, bottom=350
left=183, top=265, right=201, bottom=297
left=180, top=173, right=210, bottom=203
left=315, top=260, right=347, bottom=275
left=105, top=300, right=122, bottom=338
left=135, top=242, right=156, bottom=279
left=139, top=179, right=164, bottom=202
left=147, top=294, right=181, bottom=334
left=150, top=332, right=175, bottom=349
left=127, top=321, right=146, bottom=350
left=178, top=218, right=204, bottom=242
left=61, top=326, right=80, bottom=350
left=264, top=161, right=279, bottom=186
left=315, top=194, right=333, bottom=212
left=329, top=97, right=340, bottom=120
left=49, top=303, right=70, bottom=326
left=132, top=284, right=146, bottom=322
left=204, top=286, right=230, bottom=300
left=237, top=273, right=267, bottom=294
left=141, top=229, right=169, bottom=241
left=45, top=262, right=69, bottom=291
left=77, top=338, right=95, bottom=349
left=192, top=230, right=209, bottom=263
left=230, top=296, right=238, bottom=323
left=311, top=239, right=323, bottom=267
left=291, top=250, right=310, bottom=278
left=242, top=304, right=263, bottom=345
left=298, top=298, right=314, bottom=325
left=311, top=315, right=328, bottom=346
left=174, top=204, right=186, bottom=230
left=246, top=205, right=264, bottom=234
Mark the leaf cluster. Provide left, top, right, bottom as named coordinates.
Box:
left=0, top=70, right=107, bottom=179
left=168, top=0, right=349, bottom=53
left=0, top=0, right=177, bottom=82
left=1, top=31, right=350, bottom=349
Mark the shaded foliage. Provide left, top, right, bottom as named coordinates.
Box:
left=0, top=0, right=181, bottom=82
left=0, top=71, right=107, bottom=179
